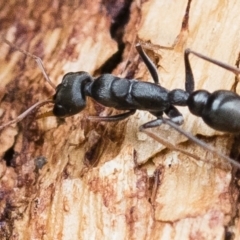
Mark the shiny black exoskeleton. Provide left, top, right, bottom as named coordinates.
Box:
left=3, top=40, right=240, bottom=168
left=53, top=44, right=240, bottom=132
left=2, top=40, right=240, bottom=133
left=53, top=44, right=188, bottom=129
left=184, top=49, right=240, bottom=132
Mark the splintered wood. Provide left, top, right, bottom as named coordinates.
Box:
left=0, top=0, right=240, bottom=239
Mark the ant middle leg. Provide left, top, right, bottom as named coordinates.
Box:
left=139, top=117, right=164, bottom=130
left=164, top=106, right=184, bottom=125
left=88, top=110, right=136, bottom=122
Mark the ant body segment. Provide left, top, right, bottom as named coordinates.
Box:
left=38, top=44, right=240, bottom=134
left=1, top=38, right=240, bottom=168
left=52, top=44, right=187, bottom=130
left=184, top=49, right=240, bottom=133
left=1, top=40, right=188, bottom=130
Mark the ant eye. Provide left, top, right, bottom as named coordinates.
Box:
left=53, top=104, right=67, bottom=117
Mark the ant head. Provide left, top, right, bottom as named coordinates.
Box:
left=53, top=72, right=93, bottom=117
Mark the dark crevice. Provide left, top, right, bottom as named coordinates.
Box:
left=3, top=147, right=15, bottom=167
left=181, top=0, right=192, bottom=31
left=231, top=52, right=240, bottom=92
left=97, top=42, right=125, bottom=74
left=171, top=0, right=192, bottom=48
left=224, top=228, right=235, bottom=240
left=95, top=0, right=133, bottom=75
left=230, top=134, right=240, bottom=162
left=228, top=133, right=240, bottom=238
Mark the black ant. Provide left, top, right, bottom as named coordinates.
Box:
left=0, top=38, right=186, bottom=129
left=1, top=38, right=240, bottom=168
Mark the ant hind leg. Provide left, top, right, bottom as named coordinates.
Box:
left=186, top=49, right=240, bottom=75
left=162, top=118, right=240, bottom=169
left=184, top=49, right=195, bottom=93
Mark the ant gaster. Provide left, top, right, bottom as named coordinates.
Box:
left=2, top=38, right=240, bottom=168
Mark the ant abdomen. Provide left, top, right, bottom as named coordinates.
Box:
left=201, top=90, right=240, bottom=132
left=187, top=89, right=240, bottom=132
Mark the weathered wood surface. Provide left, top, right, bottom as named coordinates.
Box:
left=0, top=0, right=240, bottom=239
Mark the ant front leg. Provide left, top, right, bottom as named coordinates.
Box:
left=0, top=100, right=53, bottom=130
left=0, top=38, right=56, bottom=130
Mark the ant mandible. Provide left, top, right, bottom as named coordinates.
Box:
left=1, top=38, right=240, bottom=168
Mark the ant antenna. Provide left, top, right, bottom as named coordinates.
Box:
left=0, top=38, right=56, bottom=129
left=142, top=120, right=240, bottom=169
left=0, top=99, right=53, bottom=130
left=2, top=37, right=56, bottom=89
left=137, top=40, right=175, bottom=51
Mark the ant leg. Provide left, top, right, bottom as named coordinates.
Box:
left=141, top=128, right=205, bottom=163
left=186, top=49, right=240, bottom=75
left=162, top=118, right=240, bottom=169
left=135, top=43, right=160, bottom=85
left=184, top=49, right=195, bottom=93
left=164, top=105, right=184, bottom=125
left=0, top=99, right=53, bottom=130
left=139, top=118, right=164, bottom=130
left=139, top=106, right=183, bottom=130
left=88, top=110, right=136, bottom=122
left=2, top=37, right=56, bottom=89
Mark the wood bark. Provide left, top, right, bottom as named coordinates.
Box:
left=0, top=0, right=240, bottom=239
